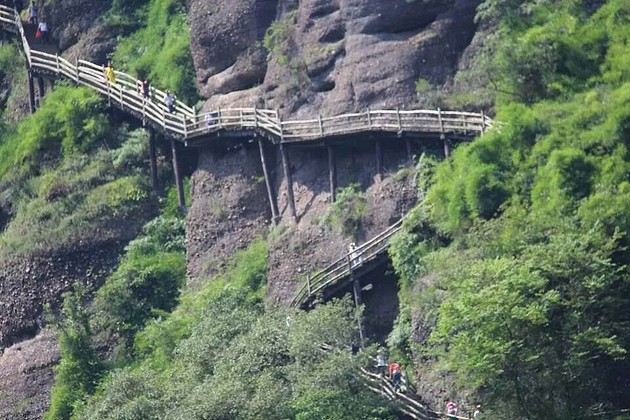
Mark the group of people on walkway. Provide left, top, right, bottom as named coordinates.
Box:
left=104, top=61, right=179, bottom=115
left=377, top=350, right=484, bottom=418
left=7, top=0, right=50, bottom=44
left=376, top=351, right=408, bottom=394
left=445, top=400, right=483, bottom=419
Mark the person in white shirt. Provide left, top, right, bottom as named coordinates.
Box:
left=37, top=20, right=48, bottom=43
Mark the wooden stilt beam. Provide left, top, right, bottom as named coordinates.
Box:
left=258, top=139, right=279, bottom=224
left=328, top=145, right=337, bottom=203
left=347, top=255, right=366, bottom=348
left=375, top=139, right=383, bottom=180
left=170, top=139, right=186, bottom=210
left=280, top=143, right=297, bottom=222
left=148, top=128, right=159, bottom=194
left=36, top=77, right=44, bottom=107
left=443, top=135, right=450, bottom=159
left=405, top=138, right=412, bottom=163
left=27, top=69, right=35, bottom=114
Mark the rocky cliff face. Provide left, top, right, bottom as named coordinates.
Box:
left=186, top=138, right=420, bottom=304
left=188, top=0, right=481, bottom=117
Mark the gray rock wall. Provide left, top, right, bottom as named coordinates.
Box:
left=188, top=0, right=481, bottom=117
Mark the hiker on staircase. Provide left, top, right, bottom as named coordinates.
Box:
left=445, top=400, right=458, bottom=419
left=36, top=18, right=47, bottom=43
left=376, top=350, right=387, bottom=377
left=27, top=1, right=36, bottom=25
left=165, top=90, right=177, bottom=114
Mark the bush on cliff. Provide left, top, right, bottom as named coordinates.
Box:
left=390, top=0, right=630, bottom=417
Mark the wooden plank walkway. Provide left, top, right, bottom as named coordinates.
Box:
left=291, top=219, right=404, bottom=308
left=0, top=4, right=492, bottom=146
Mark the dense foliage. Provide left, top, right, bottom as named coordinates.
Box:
left=109, top=0, right=198, bottom=103
left=390, top=1, right=630, bottom=418
left=46, top=232, right=395, bottom=420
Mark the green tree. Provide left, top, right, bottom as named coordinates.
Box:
left=45, top=285, right=102, bottom=420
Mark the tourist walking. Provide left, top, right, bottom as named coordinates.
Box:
left=388, top=361, right=399, bottom=379
left=392, top=368, right=402, bottom=392
left=376, top=351, right=387, bottom=377
left=164, top=90, right=176, bottom=113
left=141, top=77, right=151, bottom=99
left=37, top=19, right=47, bottom=43
left=27, top=1, right=37, bottom=25
left=105, top=61, right=116, bottom=85
left=446, top=401, right=458, bottom=419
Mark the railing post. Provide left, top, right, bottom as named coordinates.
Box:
left=119, top=83, right=123, bottom=105
left=307, top=274, right=312, bottom=296
left=438, top=107, right=444, bottom=133
left=396, top=106, right=402, bottom=133
left=254, top=106, right=258, bottom=128
left=318, top=114, right=323, bottom=136
left=55, top=53, right=60, bottom=74
left=367, top=108, right=372, bottom=130
left=75, top=57, right=79, bottom=83
left=217, top=106, right=222, bottom=128
left=277, top=108, right=284, bottom=142
left=480, top=110, right=486, bottom=135
left=182, top=113, right=187, bottom=139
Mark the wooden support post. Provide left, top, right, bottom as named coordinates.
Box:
left=170, top=139, right=186, bottom=210
left=405, top=138, right=412, bottom=163
left=36, top=76, right=44, bottom=107
left=27, top=69, right=35, bottom=114
left=258, top=139, right=279, bottom=224
left=367, top=108, right=372, bottom=129
left=375, top=140, right=383, bottom=180
left=148, top=128, right=159, bottom=194
left=318, top=114, right=323, bottom=136
left=307, top=274, right=312, bottom=297
left=280, top=143, right=297, bottom=222
left=328, top=145, right=337, bottom=203
left=443, top=135, right=450, bottom=159
left=438, top=107, right=444, bottom=134
left=347, top=255, right=365, bottom=348
left=480, top=110, right=486, bottom=135
left=396, top=106, right=402, bottom=133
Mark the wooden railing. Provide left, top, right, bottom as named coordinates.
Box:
left=291, top=219, right=404, bottom=308
left=1, top=4, right=492, bottom=144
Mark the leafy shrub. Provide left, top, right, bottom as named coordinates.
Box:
left=45, top=285, right=102, bottom=420
left=262, top=12, right=297, bottom=65
left=324, top=183, right=367, bottom=237
left=0, top=86, right=106, bottom=180
left=112, top=0, right=197, bottom=102
left=0, top=129, right=153, bottom=257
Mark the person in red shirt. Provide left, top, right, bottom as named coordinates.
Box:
left=388, top=362, right=400, bottom=379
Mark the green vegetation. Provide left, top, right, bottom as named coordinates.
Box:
left=111, top=0, right=197, bottom=102
left=45, top=285, right=102, bottom=420
left=390, top=1, right=630, bottom=418
left=0, top=44, right=26, bottom=123
left=323, top=183, right=367, bottom=237
left=0, top=85, right=156, bottom=256
left=262, top=12, right=297, bottom=66
left=44, top=229, right=394, bottom=419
